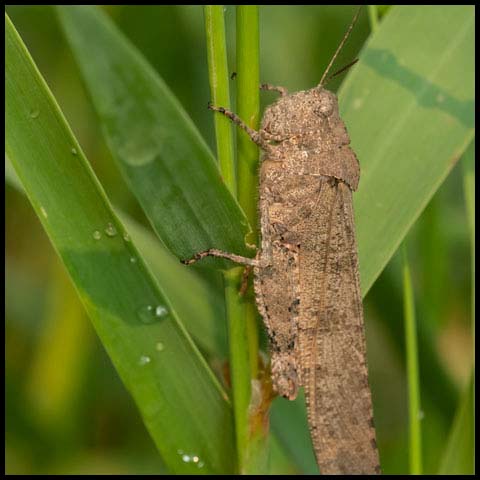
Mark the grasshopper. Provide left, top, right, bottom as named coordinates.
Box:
left=183, top=9, right=380, bottom=474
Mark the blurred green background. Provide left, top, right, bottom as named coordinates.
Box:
left=5, top=5, right=473, bottom=474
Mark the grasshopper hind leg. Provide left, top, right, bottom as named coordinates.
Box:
left=181, top=248, right=259, bottom=267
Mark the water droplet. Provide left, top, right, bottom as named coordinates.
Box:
left=138, top=355, right=151, bottom=366
left=40, top=206, right=48, bottom=218
left=104, top=222, right=117, bottom=237
left=130, top=256, right=137, bottom=264
left=71, top=147, right=78, bottom=155
left=418, top=410, right=425, bottom=420
left=177, top=450, right=203, bottom=467
left=156, top=342, right=165, bottom=352
left=29, top=109, right=40, bottom=119
left=155, top=305, right=168, bottom=318
left=93, top=230, right=102, bottom=240
left=137, top=305, right=156, bottom=324
left=123, top=232, right=130, bottom=242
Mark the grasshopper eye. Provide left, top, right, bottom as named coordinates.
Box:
left=314, top=100, right=334, bottom=117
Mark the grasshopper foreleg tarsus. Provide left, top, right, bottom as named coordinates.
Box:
left=181, top=248, right=259, bottom=267
left=260, top=83, right=288, bottom=97
left=207, top=102, right=265, bottom=147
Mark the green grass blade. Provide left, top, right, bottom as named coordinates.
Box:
left=268, top=433, right=301, bottom=475
left=270, top=393, right=318, bottom=474
left=402, top=246, right=423, bottom=474
left=6, top=154, right=228, bottom=359
left=339, top=5, right=475, bottom=295
left=119, top=211, right=228, bottom=358
left=57, top=5, right=253, bottom=269
left=223, top=267, right=251, bottom=473
left=234, top=6, right=269, bottom=473
left=5, top=154, right=23, bottom=191
left=5, top=13, right=235, bottom=474
left=204, top=5, right=236, bottom=195
left=236, top=5, right=260, bottom=240
left=235, top=5, right=261, bottom=373
left=438, top=375, right=474, bottom=474
left=203, top=6, right=256, bottom=473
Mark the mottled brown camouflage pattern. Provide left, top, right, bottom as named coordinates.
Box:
left=183, top=86, right=380, bottom=474
left=255, top=87, right=380, bottom=474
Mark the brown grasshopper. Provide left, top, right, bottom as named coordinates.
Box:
left=182, top=9, right=380, bottom=475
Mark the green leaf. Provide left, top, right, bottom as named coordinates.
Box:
left=204, top=5, right=236, bottom=195
left=270, top=393, right=318, bottom=475
left=340, top=5, right=474, bottom=295
left=118, top=211, right=228, bottom=358
left=57, top=5, right=253, bottom=269
left=5, top=12, right=235, bottom=474
left=6, top=157, right=229, bottom=359
left=402, top=246, right=422, bottom=474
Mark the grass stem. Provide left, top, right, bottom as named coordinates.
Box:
left=402, top=244, right=423, bottom=474
left=204, top=5, right=236, bottom=195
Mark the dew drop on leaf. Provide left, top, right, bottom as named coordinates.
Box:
left=155, top=305, right=168, bottom=318
left=138, top=355, right=151, bottom=366
left=104, top=222, right=117, bottom=237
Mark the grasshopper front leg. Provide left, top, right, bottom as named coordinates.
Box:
left=207, top=102, right=266, bottom=148
left=208, top=102, right=286, bottom=147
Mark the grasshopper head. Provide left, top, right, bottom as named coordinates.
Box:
left=261, top=88, right=340, bottom=139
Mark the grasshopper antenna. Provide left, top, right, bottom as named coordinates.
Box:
left=322, top=58, right=359, bottom=87
left=318, top=6, right=362, bottom=88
